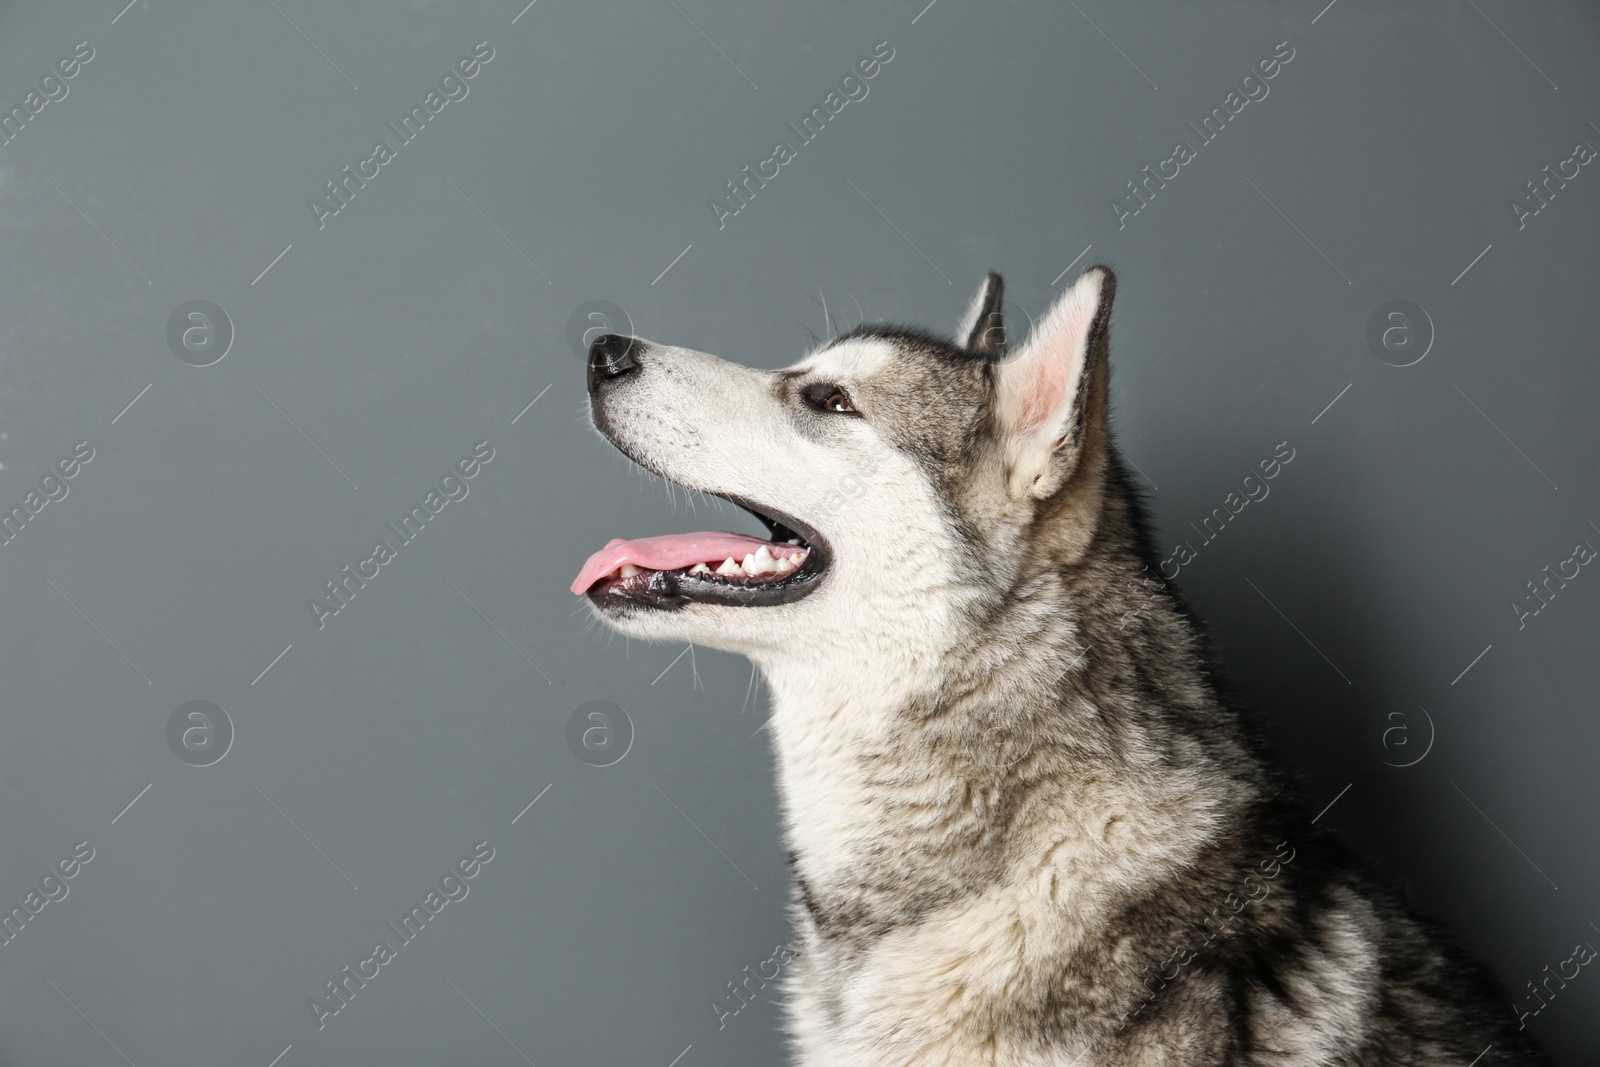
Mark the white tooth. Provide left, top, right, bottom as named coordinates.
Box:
left=786, top=538, right=801, bottom=545
left=689, top=562, right=711, bottom=575
left=619, top=563, right=639, bottom=578
left=716, top=557, right=742, bottom=576
left=775, top=556, right=795, bottom=572
left=754, top=546, right=775, bottom=563
left=740, top=553, right=758, bottom=575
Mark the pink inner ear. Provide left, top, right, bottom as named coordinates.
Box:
left=1014, top=361, right=1071, bottom=433
left=1011, top=296, right=1095, bottom=435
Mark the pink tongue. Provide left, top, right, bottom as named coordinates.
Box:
left=572, top=532, right=789, bottom=594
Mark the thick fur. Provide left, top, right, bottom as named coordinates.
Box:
left=581, top=268, right=1551, bottom=1065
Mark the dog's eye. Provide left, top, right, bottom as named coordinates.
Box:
left=803, top=383, right=858, bottom=415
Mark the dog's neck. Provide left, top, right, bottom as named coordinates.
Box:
left=751, top=560, right=1092, bottom=890
left=751, top=521, right=1241, bottom=906
left=750, top=581, right=962, bottom=882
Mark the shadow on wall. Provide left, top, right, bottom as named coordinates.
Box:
left=1180, top=454, right=1586, bottom=1056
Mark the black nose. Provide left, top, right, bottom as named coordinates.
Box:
left=587, top=333, right=641, bottom=391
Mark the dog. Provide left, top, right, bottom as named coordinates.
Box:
left=572, top=267, right=1551, bottom=1065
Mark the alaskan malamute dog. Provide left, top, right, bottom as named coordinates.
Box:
left=572, top=268, right=1550, bottom=1065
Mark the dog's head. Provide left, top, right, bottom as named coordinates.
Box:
left=573, top=266, right=1120, bottom=662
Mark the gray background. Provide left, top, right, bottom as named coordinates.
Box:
left=0, top=0, right=1594, bottom=1063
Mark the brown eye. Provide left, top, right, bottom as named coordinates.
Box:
left=802, top=382, right=859, bottom=415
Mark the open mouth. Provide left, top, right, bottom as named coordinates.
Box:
left=571, top=496, right=830, bottom=611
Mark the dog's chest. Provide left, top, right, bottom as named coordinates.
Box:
left=764, top=674, right=1235, bottom=1065
left=783, top=890, right=1124, bottom=1067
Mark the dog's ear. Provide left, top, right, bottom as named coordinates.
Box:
left=955, top=272, right=1005, bottom=357
left=992, top=266, right=1115, bottom=500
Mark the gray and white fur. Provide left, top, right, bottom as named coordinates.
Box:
left=577, top=267, right=1551, bottom=1066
